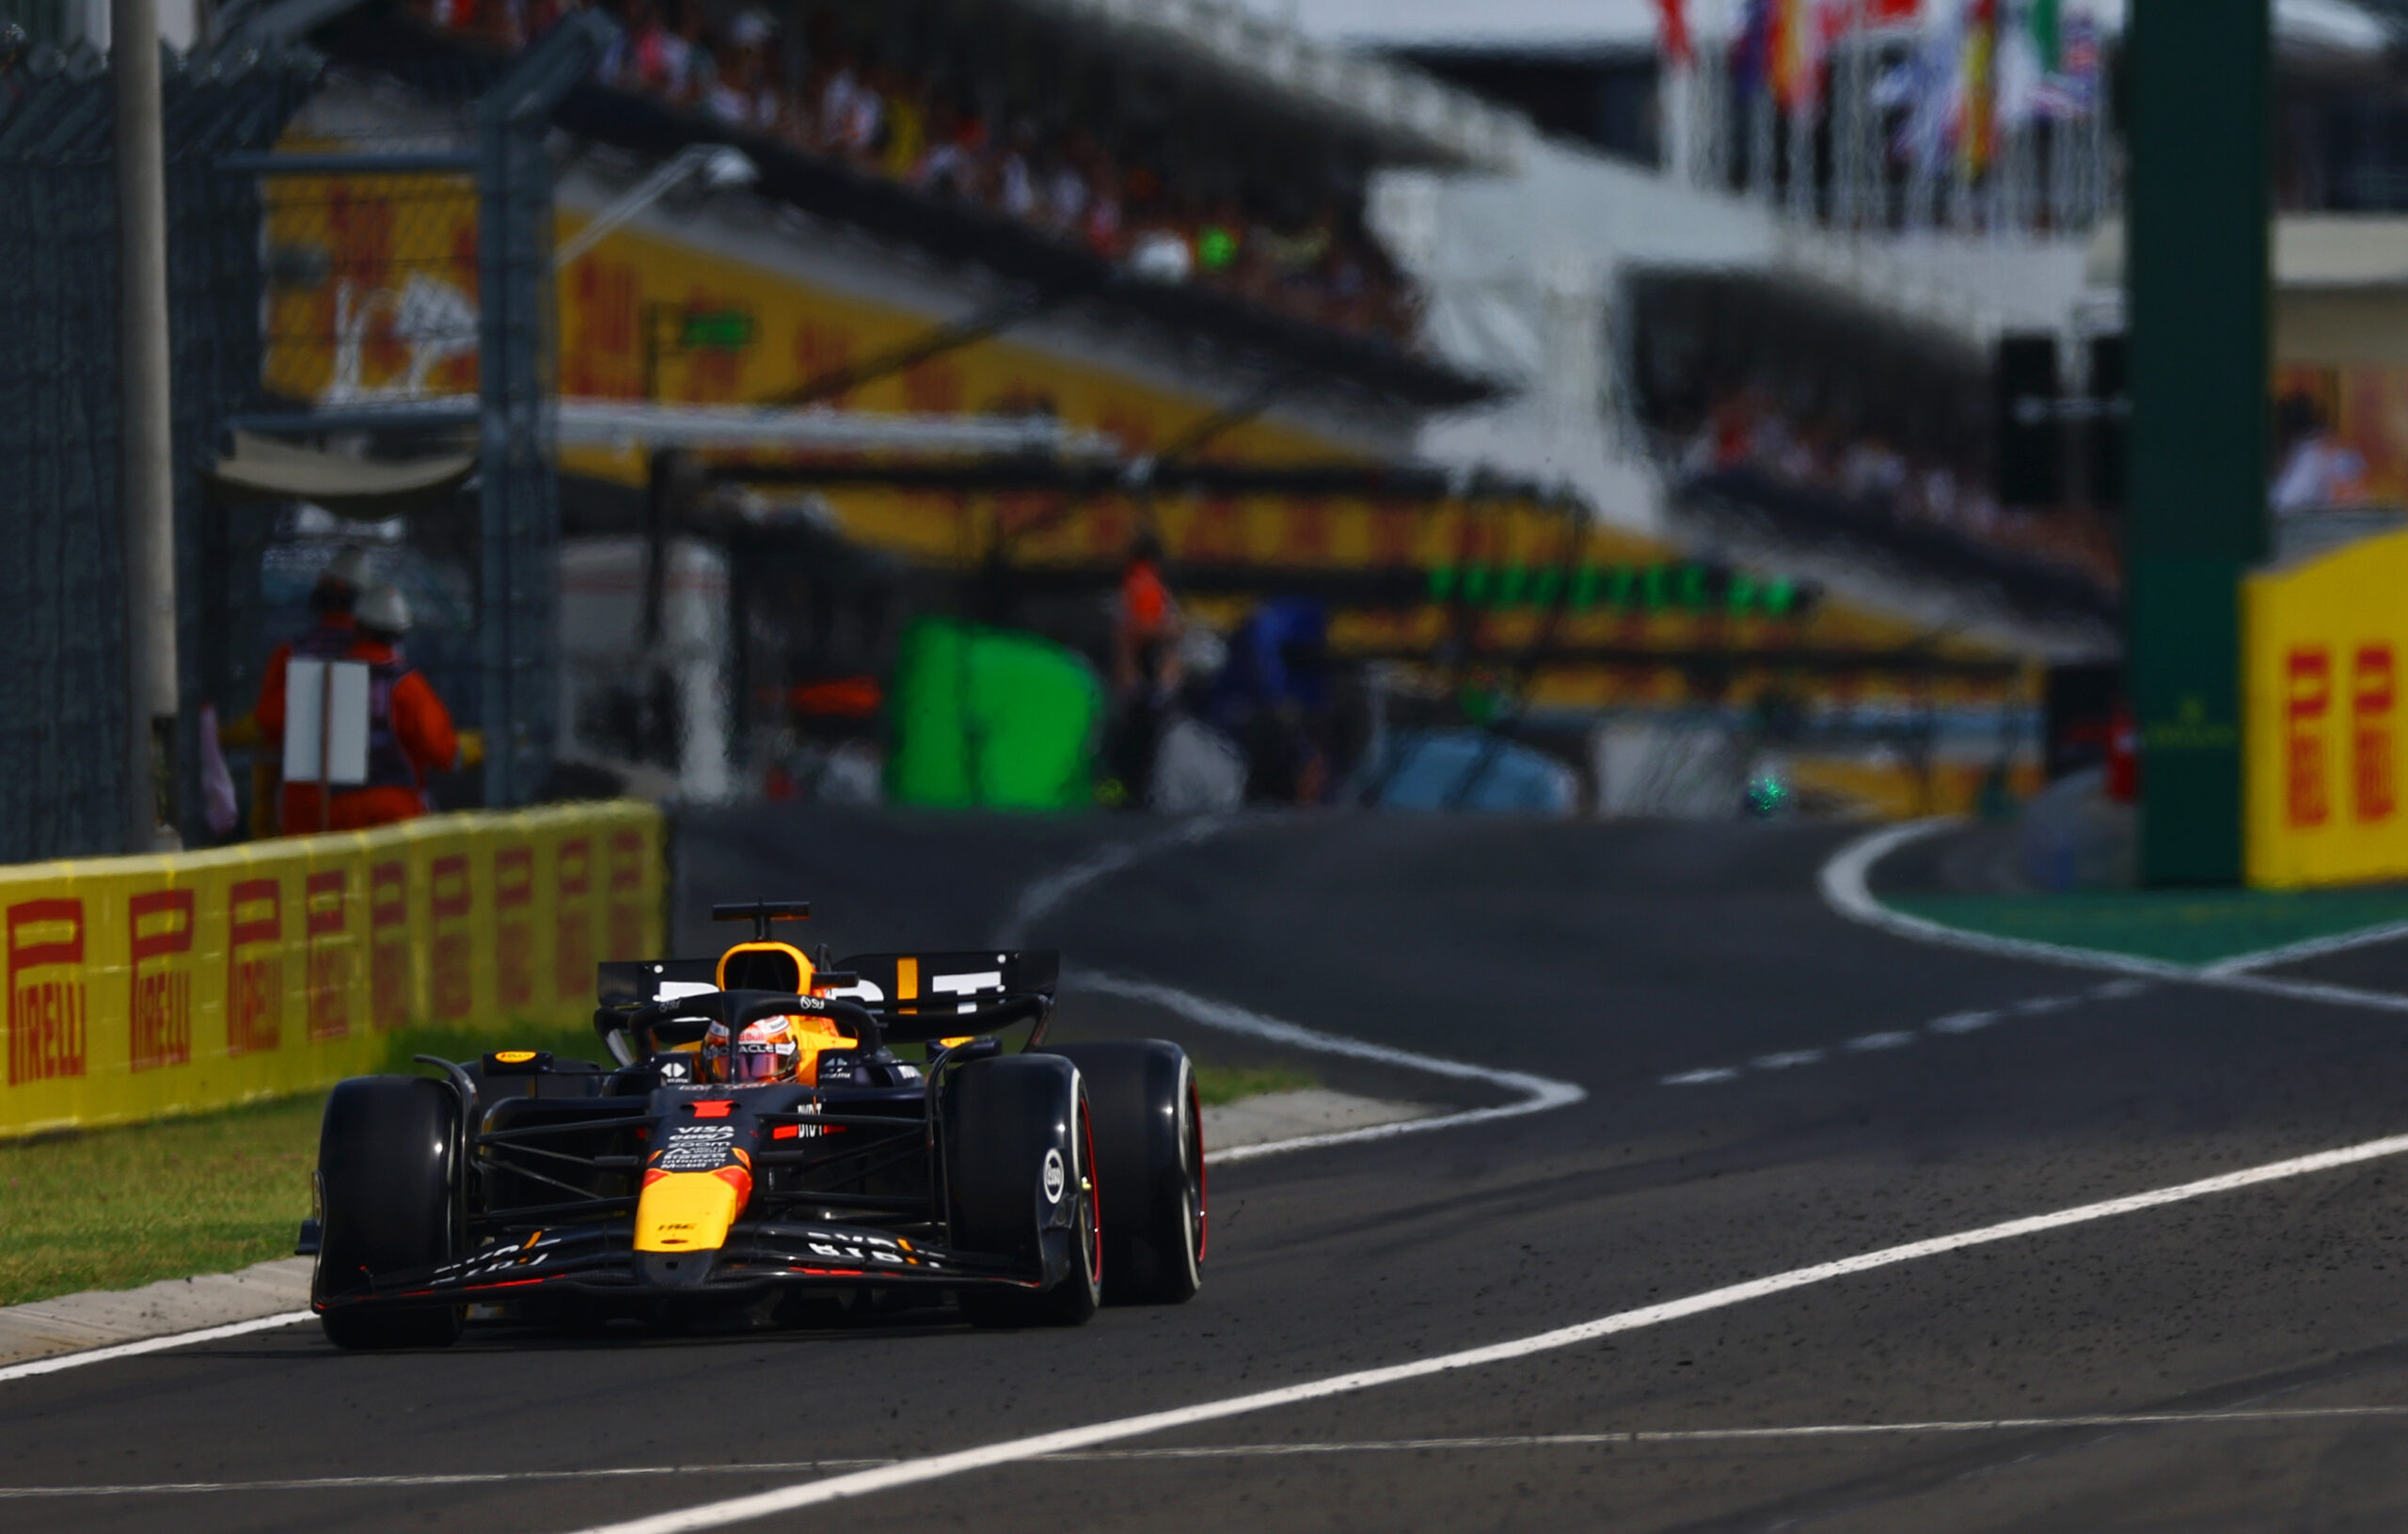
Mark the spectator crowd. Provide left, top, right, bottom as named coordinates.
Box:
left=416, top=0, right=1418, bottom=343
left=1672, top=388, right=2121, bottom=594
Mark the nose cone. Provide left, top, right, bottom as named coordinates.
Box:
left=636, top=1163, right=752, bottom=1257
left=635, top=1249, right=718, bottom=1288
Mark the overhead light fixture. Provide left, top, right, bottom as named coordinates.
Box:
left=553, top=144, right=760, bottom=272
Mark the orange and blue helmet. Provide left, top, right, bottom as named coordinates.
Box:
left=701, top=1015, right=801, bottom=1085
left=699, top=1011, right=852, bottom=1085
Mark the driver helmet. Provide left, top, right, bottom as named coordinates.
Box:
left=701, top=1015, right=801, bottom=1085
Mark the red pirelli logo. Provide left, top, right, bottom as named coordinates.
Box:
left=608, top=828, right=647, bottom=962
left=2288, top=647, right=2333, bottom=829
left=8, top=898, right=86, bottom=1085
left=495, top=846, right=535, bottom=1009
left=226, top=878, right=283, bottom=1056
left=2354, top=643, right=2397, bottom=824
left=128, top=889, right=194, bottom=1072
left=305, top=869, right=350, bottom=1042
left=555, top=837, right=594, bottom=1006
left=429, top=854, right=472, bottom=1022
left=369, top=860, right=409, bottom=1032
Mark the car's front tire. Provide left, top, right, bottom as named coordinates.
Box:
left=947, top=1055, right=1101, bottom=1328
left=312, top=1075, right=463, bottom=1351
left=1038, top=1040, right=1203, bottom=1305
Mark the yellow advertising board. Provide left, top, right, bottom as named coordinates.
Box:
left=2243, top=528, right=2408, bottom=887
left=0, top=803, right=663, bottom=1140
left=259, top=151, right=481, bottom=408
left=548, top=216, right=1340, bottom=482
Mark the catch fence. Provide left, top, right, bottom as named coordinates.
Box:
left=0, top=45, right=316, bottom=863
left=0, top=17, right=608, bottom=863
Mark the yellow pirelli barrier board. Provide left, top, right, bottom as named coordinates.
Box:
left=2244, top=528, right=2408, bottom=888
left=0, top=802, right=664, bottom=1140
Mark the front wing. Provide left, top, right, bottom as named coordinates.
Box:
left=313, top=1220, right=1041, bottom=1315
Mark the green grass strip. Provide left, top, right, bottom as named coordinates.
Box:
left=1887, top=888, right=2408, bottom=969
left=1192, top=1063, right=1317, bottom=1107
left=0, top=1021, right=604, bottom=1308
left=0, top=1092, right=324, bottom=1308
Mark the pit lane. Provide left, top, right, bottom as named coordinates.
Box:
left=7, top=809, right=2408, bottom=1532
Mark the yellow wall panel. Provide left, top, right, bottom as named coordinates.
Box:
left=0, top=804, right=665, bottom=1139
left=2244, top=528, right=2408, bottom=886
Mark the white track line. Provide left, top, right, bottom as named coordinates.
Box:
left=1660, top=977, right=2153, bottom=1088
left=557, top=1128, right=2408, bottom=1534
left=0, top=1311, right=310, bottom=1384
left=20, top=1404, right=2408, bottom=1499
left=1663, top=1067, right=1742, bottom=1085
left=1070, top=1407, right=2408, bottom=1455
left=1007, top=827, right=1586, bottom=1159
left=1056, top=1405, right=2408, bottom=1453
left=1820, top=821, right=2408, bottom=1014
left=2201, top=919, right=2408, bottom=975
left=995, top=818, right=1230, bottom=947
left=1069, top=970, right=1586, bottom=1162
left=1818, top=821, right=2184, bottom=980
left=2204, top=968, right=2408, bottom=1013
left=0, top=1462, right=895, bottom=1499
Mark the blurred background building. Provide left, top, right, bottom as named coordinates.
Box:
left=12, top=0, right=2408, bottom=857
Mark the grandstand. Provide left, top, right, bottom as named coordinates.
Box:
left=207, top=0, right=2126, bottom=817
left=13, top=0, right=2404, bottom=836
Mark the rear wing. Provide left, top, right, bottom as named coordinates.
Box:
left=826, top=950, right=1056, bottom=1008
left=596, top=959, right=718, bottom=1007
left=830, top=950, right=1058, bottom=1045
left=594, top=949, right=1059, bottom=1053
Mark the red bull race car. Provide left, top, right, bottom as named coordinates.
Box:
left=301, top=901, right=1205, bottom=1348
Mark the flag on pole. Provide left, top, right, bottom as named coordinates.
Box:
left=1958, top=0, right=1998, bottom=176
left=1997, top=0, right=2061, bottom=129
left=2028, top=0, right=2060, bottom=63
left=1877, top=0, right=1963, bottom=171
left=2061, top=5, right=2099, bottom=79
left=2038, top=3, right=2099, bottom=119
left=1733, top=0, right=1775, bottom=103
left=1771, top=0, right=1809, bottom=112
left=1656, top=0, right=1693, bottom=67
left=1774, top=0, right=1860, bottom=114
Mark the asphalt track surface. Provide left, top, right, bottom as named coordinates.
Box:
left=10, top=809, right=2408, bottom=1531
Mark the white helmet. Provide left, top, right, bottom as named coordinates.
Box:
left=356, top=583, right=413, bottom=637
left=319, top=546, right=372, bottom=593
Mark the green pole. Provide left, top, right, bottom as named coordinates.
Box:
left=2125, top=0, right=2270, bottom=886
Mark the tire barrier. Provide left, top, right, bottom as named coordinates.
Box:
left=0, top=803, right=663, bottom=1140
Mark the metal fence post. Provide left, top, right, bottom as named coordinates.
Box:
left=476, top=12, right=610, bottom=810
left=116, top=0, right=178, bottom=850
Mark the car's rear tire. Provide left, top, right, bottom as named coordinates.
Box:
left=312, top=1076, right=463, bottom=1351
left=947, top=1056, right=1101, bottom=1328
left=1037, top=1040, right=1204, bottom=1305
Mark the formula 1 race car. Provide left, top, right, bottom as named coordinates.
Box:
left=301, top=901, right=1205, bottom=1349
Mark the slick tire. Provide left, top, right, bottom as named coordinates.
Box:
left=312, top=1075, right=464, bottom=1351
left=1035, top=1040, right=1204, bottom=1305
left=946, top=1055, right=1101, bottom=1329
